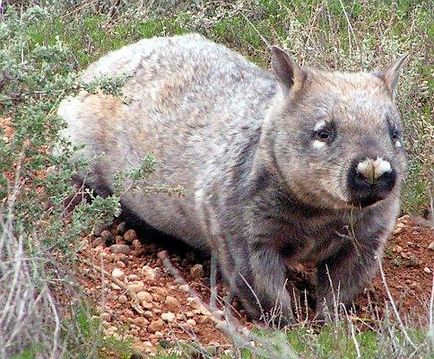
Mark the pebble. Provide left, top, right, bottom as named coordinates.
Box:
left=118, top=294, right=128, bottom=304
left=161, top=312, right=175, bottom=322
left=179, top=284, right=190, bottom=292
left=143, top=311, right=153, bottom=319
left=148, top=319, right=164, bottom=332
left=133, top=317, right=148, bottom=326
left=392, top=245, right=403, bottom=253
left=124, top=229, right=137, bottom=243
left=90, top=237, right=105, bottom=248
left=132, top=239, right=142, bottom=250
left=101, top=230, right=113, bottom=243
left=115, top=260, right=126, bottom=269
left=428, top=241, right=434, bottom=251
left=190, top=264, right=204, bottom=279
left=141, top=302, right=153, bottom=310
left=142, top=265, right=159, bottom=280
left=111, top=283, right=121, bottom=290
left=155, top=287, right=168, bottom=296
left=116, top=222, right=126, bottom=235
left=110, top=244, right=131, bottom=255
left=111, top=268, right=125, bottom=282
left=136, top=291, right=153, bottom=303
left=127, top=274, right=140, bottom=281
left=165, top=296, right=180, bottom=312
left=101, top=312, right=112, bottom=322
left=424, top=267, right=432, bottom=274
left=128, top=282, right=145, bottom=293
left=115, top=235, right=126, bottom=245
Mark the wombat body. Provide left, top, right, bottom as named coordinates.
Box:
left=58, top=34, right=407, bottom=322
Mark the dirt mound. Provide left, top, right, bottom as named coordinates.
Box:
left=75, top=216, right=434, bottom=355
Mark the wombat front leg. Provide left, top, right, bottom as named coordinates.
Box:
left=231, top=243, right=294, bottom=325
left=316, top=238, right=384, bottom=317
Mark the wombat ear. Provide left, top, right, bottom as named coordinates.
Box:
left=271, top=46, right=303, bottom=92
left=377, top=54, right=408, bottom=98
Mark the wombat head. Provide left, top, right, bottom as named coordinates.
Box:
left=267, top=47, right=407, bottom=209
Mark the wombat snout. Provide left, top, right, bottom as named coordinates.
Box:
left=347, top=156, right=397, bottom=207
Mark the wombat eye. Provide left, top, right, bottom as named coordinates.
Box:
left=316, top=129, right=331, bottom=140
left=391, top=130, right=399, bottom=140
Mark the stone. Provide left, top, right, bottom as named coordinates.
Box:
left=142, top=265, right=158, bottom=280
left=111, top=268, right=125, bottom=282
left=161, top=312, right=175, bottom=322
left=428, top=241, right=434, bottom=251
left=124, top=229, right=137, bottom=243
left=179, top=284, right=190, bottom=292
left=116, top=222, right=126, bottom=235
left=127, top=282, right=145, bottom=293
left=190, top=264, right=204, bottom=279
left=165, top=296, right=180, bottom=312
left=118, top=294, right=128, bottom=304
left=148, top=319, right=164, bottom=332
left=136, top=291, right=153, bottom=303
left=110, top=244, right=131, bottom=255
left=101, top=230, right=113, bottom=243
left=424, top=267, right=432, bottom=274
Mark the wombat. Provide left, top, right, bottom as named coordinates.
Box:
left=58, top=34, right=407, bottom=323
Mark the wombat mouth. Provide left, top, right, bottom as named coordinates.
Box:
left=351, top=194, right=388, bottom=208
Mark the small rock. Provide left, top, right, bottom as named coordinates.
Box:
left=93, top=226, right=104, bottom=237
left=161, top=312, right=175, bottom=322
left=141, top=302, right=153, bottom=310
left=115, top=235, right=126, bottom=245
left=186, top=318, right=196, bottom=327
left=185, top=311, right=194, bottom=318
left=101, top=312, right=112, bottom=322
left=101, top=230, right=113, bottom=244
left=112, top=268, right=125, bottom=282
left=142, top=265, right=158, bottom=280
left=110, top=244, right=131, bottom=255
left=136, top=291, right=153, bottom=303
left=152, top=294, right=162, bottom=302
left=179, top=284, right=190, bottom=292
left=133, top=317, right=148, bottom=326
left=155, top=287, right=168, bottom=296
left=424, top=267, right=432, bottom=274
left=165, top=296, right=180, bottom=312
left=124, top=229, right=137, bottom=243
left=127, top=274, right=140, bottom=281
left=190, top=264, right=204, bottom=279
left=428, top=241, right=434, bottom=251
left=392, top=245, right=403, bottom=253
left=393, top=226, right=403, bottom=235
left=132, top=239, right=142, bottom=250
left=90, top=237, right=105, bottom=248
left=127, top=282, right=145, bottom=293
left=143, top=311, right=153, bottom=319
left=115, top=260, right=126, bottom=269
left=148, top=319, right=164, bottom=332
left=118, top=294, right=128, bottom=304
left=116, top=222, right=126, bottom=235
left=111, top=283, right=121, bottom=290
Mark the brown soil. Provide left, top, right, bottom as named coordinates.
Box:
left=74, top=215, right=434, bottom=356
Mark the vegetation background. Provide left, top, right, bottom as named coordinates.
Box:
left=0, top=0, right=432, bottom=358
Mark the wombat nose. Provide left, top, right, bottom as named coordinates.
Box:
left=347, top=156, right=396, bottom=207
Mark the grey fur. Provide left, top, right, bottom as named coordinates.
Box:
left=58, top=34, right=407, bottom=322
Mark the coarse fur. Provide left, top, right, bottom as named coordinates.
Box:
left=58, top=34, right=407, bottom=323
